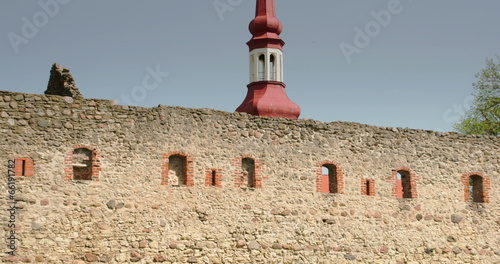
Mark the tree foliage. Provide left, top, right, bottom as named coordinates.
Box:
left=454, top=57, right=500, bottom=136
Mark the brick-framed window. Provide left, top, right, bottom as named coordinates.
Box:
left=205, top=168, right=222, bottom=187
left=461, top=172, right=490, bottom=203
left=161, top=151, right=194, bottom=186
left=390, top=167, right=418, bottom=199
left=361, top=179, right=376, bottom=196
left=14, top=157, right=34, bottom=177
left=315, top=161, right=345, bottom=194
left=231, top=155, right=265, bottom=189
left=64, top=145, right=102, bottom=181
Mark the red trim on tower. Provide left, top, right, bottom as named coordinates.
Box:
left=236, top=81, right=300, bottom=119
left=247, top=0, right=284, bottom=51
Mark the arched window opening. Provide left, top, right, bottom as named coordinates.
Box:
left=316, top=161, right=344, bottom=194
left=270, top=55, right=276, bottom=81
left=397, top=170, right=412, bottom=198
left=469, top=175, right=484, bottom=203
left=72, top=148, right=93, bottom=180
left=231, top=156, right=263, bottom=189
left=161, top=152, right=194, bottom=187
left=258, top=54, right=265, bottom=81
left=169, top=155, right=187, bottom=186
left=390, top=168, right=417, bottom=199
left=461, top=173, right=488, bottom=203
left=242, top=158, right=256, bottom=188
left=322, top=164, right=338, bottom=194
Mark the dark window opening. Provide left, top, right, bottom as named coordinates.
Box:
left=469, top=175, right=484, bottom=203
left=242, top=158, right=255, bottom=188
left=21, top=160, right=26, bottom=176
left=365, top=180, right=371, bottom=196
left=211, top=170, right=217, bottom=187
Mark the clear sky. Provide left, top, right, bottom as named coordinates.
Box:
left=1, top=0, right=499, bottom=132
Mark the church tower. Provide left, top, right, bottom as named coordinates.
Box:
left=236, top=0, right=301, bottom=119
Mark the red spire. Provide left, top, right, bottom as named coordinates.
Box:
left=236, top=0, right=301, bottom=119
left=247, top=0, right=285, bottom=51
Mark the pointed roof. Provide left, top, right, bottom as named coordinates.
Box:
left=247, top=0, right=284, bottom=50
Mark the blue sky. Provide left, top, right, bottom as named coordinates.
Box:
left=1, top=0, right=499, bottom=132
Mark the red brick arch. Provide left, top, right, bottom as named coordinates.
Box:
left=64, top=145, right=102, bottom=181
left=315, top=161, right=345, bottom=194
left=461, top=172, right=490, bottom=203
left=161, top=151, right=194, bottom=186
left=231, top=155, right=265, bottom=188
left=389, top=167, right=418, bottom=199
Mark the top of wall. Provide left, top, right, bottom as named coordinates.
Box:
left=1, top=90, right=499, bottom=147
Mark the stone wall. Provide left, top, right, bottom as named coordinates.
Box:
left=0, top=90, right=499, bottom=263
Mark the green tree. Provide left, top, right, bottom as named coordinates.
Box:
left=454, top=57, right=500, bottom=136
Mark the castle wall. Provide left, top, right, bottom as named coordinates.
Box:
left=0, top=90, right=499, bottom=263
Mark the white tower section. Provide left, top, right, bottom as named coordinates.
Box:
left=249, top=48, right=283, bottom=82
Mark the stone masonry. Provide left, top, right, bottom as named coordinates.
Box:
left=0, top=90, right=499, bottom=263
left=44, top=63, right=83, bottom=99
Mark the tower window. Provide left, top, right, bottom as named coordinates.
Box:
left=258, top=54, right=265, bottom=81
left=270, top=55, right=276, bottom=81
